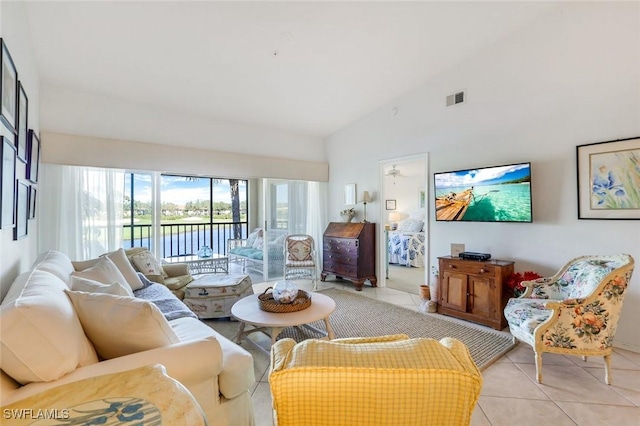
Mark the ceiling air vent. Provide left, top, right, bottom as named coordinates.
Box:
left=446, top=90, right=466, bottom=107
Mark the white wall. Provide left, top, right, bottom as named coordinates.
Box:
left=41, top=132, right=329, bottom=182
left=325, top=3, right=640, bottom=350
left=382, top=158, right=425, bottom=222
left=40, top=86, right=325, bottom=163
left=0, top=2, right=40, bottom=299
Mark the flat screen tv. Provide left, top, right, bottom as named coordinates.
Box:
left=434, top=162, right=532, bottom=222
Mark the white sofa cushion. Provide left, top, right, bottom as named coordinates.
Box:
left=71, top=257, right=133, bottom=294
left=65, top=291, right=180, bottom=359
left=170, top=317, right=255, bottom=399
left=72, top=248, right=144, bottom=291
left=70, top=276, right=134, bottom=297
left=31, top=250, right=75, bottom=286
left=0, top=270, right=99, bottom=384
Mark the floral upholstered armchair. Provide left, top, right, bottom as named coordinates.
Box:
left=504, top=254, right=634, bottom=384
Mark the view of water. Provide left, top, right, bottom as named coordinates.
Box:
left=124, top=226, right=248, bottom=258
left=437, top=183, right=532, bottom=222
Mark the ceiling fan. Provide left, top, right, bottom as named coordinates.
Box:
left=386, top=165, right=401, bottom=184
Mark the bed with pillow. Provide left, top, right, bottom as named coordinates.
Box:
left=388, top=218, right=425, bottom=268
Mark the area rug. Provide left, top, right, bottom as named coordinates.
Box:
left=278, top=288, right=515, bottom=370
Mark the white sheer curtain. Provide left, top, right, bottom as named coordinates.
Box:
left=39, top=164, right=125, bottom=260
left=306, top=181, right=327, bottom=276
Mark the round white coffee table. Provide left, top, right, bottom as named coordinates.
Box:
left=231, top=292, right=336, bottom=354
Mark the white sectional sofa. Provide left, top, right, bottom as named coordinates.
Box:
left=0, top=250, right=255, bottom=426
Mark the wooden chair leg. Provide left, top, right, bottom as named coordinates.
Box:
left=535, top=351, right=543, bottom=383
left=604, top=354, right=612, bottom=385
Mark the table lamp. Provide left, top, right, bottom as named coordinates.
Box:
left=389, top=212, right=401, bottom=230
left=360, top=191, right=372, bottom=222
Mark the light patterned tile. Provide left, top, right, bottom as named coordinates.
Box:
left=470, top=404, right=491, bottom=426
left=506, top=343, right=576, bottom=366
left=481, top=362, right=549, bottom=399
left=377, top=292, right=416, bottom=306
left=556, top=401, right=640, bottom=425
left=517, top=364, right=634, bottom=406
left=478, top=396, right=576, bottom=426
left=568, top=351, right=640, bottom=370
left=614, top=348, right=640, bottom=368
left=252, top=381, right=274, bottom=426
left=584, top=367, right=640, bottom=406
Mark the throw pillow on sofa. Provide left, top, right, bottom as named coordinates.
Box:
left=65, top=290, right=180, bottom=359
left=70, top=276, right=134, bottom=297
left=71, top=257, right=134, bottom=294
left=129, top=251, right=167, bottom=285
left=31, top=250, right=76, bottom=285
left=0, top=270, right=98, bottom=385
left=72, top=248, right=144, bottom=291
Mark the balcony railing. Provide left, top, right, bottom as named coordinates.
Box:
left=123, top=222, right=249, bottom=258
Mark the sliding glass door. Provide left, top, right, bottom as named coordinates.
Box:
left=263, top=179, right=313, bottom=281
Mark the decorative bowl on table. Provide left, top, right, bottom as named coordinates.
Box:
left=258, top=285, right=312, bottom=313
left=272, top=280, right=299, bottom=304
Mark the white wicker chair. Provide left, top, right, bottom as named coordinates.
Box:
left=283, top=234, right=318, bottom=290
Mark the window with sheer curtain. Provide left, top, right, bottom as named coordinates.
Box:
left=39, top=164, right=125, bottom=260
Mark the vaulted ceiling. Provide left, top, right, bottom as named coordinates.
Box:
left=24, top=1, right=558, bottom=138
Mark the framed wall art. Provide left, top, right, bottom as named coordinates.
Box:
left=577, top=136, right=640, bottom=219
left=385, top=199, right=396, bottom=210
left=16, top=81, right=28, bottom=162
left=419, top=188, right=426, bottom=209
left=344, top=183, right=357, bottom=206
left=0, top=38, right=18, bottom=132
left=29, top=186, right=36, bottom=219
left=1, top=135, right=16, bottom=228
left=14, top=179, right=29, bottom=239
left=27, top=129, right=40, bottom=183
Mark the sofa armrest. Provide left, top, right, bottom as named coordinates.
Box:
left=163, top=263, right=190, bottom=277
left=520, top=277, right=566, bottom=299
left=216, top=333, right=256, bottom=398
left=2, top=337, right=222, bottom=406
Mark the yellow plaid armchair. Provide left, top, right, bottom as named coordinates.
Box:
left=269, top=334, right=482, bottom=426
left=504, top=254, right=634, bottom=384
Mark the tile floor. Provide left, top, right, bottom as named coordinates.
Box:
left=204, top=275, right=640, bottom=426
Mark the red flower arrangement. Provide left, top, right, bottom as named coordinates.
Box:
left=506, top=271, right=543, bottom=297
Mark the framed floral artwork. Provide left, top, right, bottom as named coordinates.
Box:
left=577, top=136, right=640, bottom=219
left=385, top=199, right=396, bottom=210
left=0, top=38, right=18, bottom=132
left=16, top=81, right=28, bottom=162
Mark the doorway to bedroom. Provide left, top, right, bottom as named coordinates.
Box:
left=379, top=154, right=429, bottom=295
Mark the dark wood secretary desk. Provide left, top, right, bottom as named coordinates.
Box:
left=320, top=222, right=377, bottom=291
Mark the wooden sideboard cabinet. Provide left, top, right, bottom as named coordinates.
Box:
left=321, top=222, right=377, bottom=291
left=437, top=256, right=514, bottom=330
